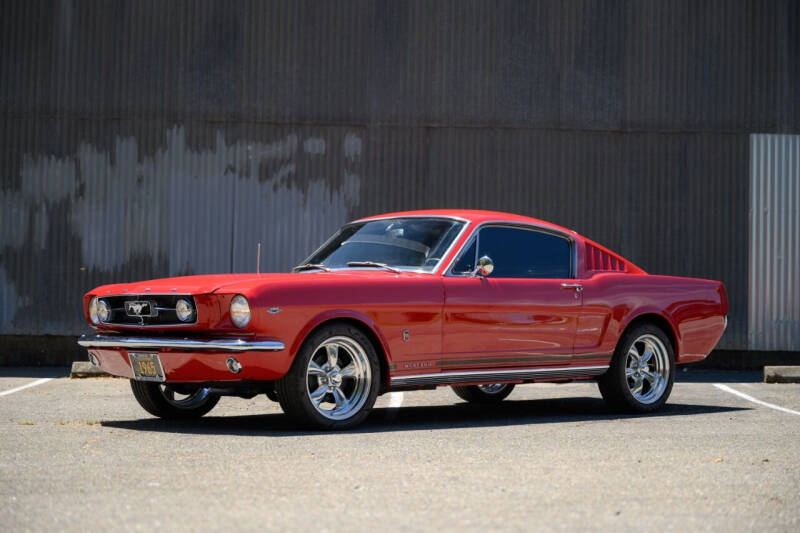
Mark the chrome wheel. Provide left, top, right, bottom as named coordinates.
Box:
left=477, top=383, right=509, bottom=394
left=160, top=385, right=212, bottom=409
left=306, top=336, right=372, bottom=421
left=625, top=334, right=669, bottom=404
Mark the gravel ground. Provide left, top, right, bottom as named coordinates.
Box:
left=1, top=368, right=798, bottom=532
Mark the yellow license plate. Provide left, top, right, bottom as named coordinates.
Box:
left=129, top=353, right=165, bottom=382
left=138, top=360, right=157, bottom=376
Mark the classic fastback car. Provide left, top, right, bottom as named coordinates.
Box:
left=79, top=210, right=728, bottom=429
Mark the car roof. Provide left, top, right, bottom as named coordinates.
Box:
left=355, top=209, right=644, bottom=274
left=356, top=209, right=579, bottom=236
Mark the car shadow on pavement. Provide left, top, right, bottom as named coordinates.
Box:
left=101, top=397, right=748, bottom=437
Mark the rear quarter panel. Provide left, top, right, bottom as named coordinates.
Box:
left=578, top=273, right=728, bottom=364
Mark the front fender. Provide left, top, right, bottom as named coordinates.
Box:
left=290, top=309, right=394, bottom=368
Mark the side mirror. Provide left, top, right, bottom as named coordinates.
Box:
left=472, top=255, right=494, bottom=277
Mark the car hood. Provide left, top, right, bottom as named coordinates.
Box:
left=89, top=274, right=288, bottom=296
left=88, top=271, right=417, bottom=296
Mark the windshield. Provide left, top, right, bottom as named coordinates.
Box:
left=301, top=217, right=465, bottom=272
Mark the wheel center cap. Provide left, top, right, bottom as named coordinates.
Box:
left=328, top=371, right=342, bottom=387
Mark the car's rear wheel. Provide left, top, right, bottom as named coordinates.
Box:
left=452, top=383, right=515, bottom=403
left=597, top=323, right=675, bottom=412
left=130, top=381, right=220, bottom=419
left=276, top=323, right=380, bottom=430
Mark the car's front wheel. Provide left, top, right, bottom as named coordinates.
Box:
left=452, top=383, right=515, bottom=403
left=130, top=381, right=220, bottom=419
left=276, top=323, right=380, bottom=430
left=597, top=323, right=675, bottom=412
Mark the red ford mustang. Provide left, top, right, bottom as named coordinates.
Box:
left=79, top=210, right=728, bottom=429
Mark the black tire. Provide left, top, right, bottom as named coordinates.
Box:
left=130, top=380, right=220, bottom=419
left=265, top=387, right=279, bottom=403
left=452, top=383, right=515, bottom=403
left=276, top=323, right=380, bottom=430
left=597, top=323, right=675, bottom=413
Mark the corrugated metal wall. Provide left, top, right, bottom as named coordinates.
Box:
left=1, top=0, right=799, bottom=350
left=749, top=135, right=800, bottom=351
left=3, top=0, right=798, bottom=129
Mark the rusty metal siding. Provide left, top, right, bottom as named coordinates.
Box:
left=0, top=0, right=798, bottom=349
left=0, top=121, right=364, bottom=334
left=0, top=121, right=751, bottom=346
left=749, top=135, right=800, bottom=351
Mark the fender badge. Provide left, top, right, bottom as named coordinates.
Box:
left=267, top=307, right=281, bottom=314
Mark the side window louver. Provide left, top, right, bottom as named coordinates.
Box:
left=585, top=243, right=627, bottom=272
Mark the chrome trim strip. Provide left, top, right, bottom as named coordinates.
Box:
left=78, top=334, right=285, bottom=352
left=91, top=322, right=200, bottom=329
left=390, top=364, right=608, bottom=387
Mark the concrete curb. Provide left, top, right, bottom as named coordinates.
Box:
left=70, top=361, right=113, bottom=378
left=764, top=366, right=800, bottom=384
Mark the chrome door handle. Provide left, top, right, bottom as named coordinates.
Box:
left=560, top=283, right=583, bottom=292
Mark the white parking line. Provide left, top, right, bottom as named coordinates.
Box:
left=388, top=391, right=404, bottom=409
left=0, top=378, right=55, bottom=397
left=714, top=383, right=800, bottom=416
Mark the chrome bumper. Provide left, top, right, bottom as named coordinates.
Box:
left=78, top=334, right=285, bottom=352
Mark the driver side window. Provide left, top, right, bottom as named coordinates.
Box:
left=476, top=226, right=571, bottom=279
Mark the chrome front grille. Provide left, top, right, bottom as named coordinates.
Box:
left=98, top=295, right=197, bottom=326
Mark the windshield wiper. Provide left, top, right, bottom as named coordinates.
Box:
left=346, top=261, right=401, bottom=273
left=292, top=263, right=331, bottom=272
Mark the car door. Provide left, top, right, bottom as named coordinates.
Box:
left=441, top=225, right=581, bottom=371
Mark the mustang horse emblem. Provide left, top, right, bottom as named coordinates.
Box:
left=125, top=301, right=153, bottom=317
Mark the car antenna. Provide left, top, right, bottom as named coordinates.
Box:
left=256, top=242, right=261, bottom=274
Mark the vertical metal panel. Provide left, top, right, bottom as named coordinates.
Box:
left=749, top=135, right=800, bottom=351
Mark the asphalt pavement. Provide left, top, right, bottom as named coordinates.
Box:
left=1, top=368, right=798, bottom=532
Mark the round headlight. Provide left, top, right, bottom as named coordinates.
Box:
left=96, top=299, right=111, bottom=323
left=230, top=295, right=251, bottom=328
left=175, top=299, right=194, bottom=322
left=89, top=297, right=100, bottom=324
